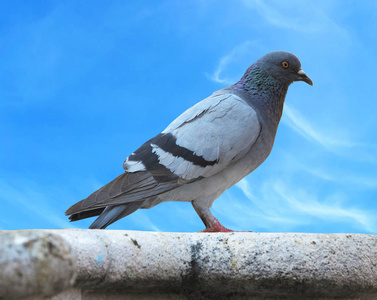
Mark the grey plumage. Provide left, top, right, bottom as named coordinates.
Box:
left=66, top=51, right=312, bottom=231
left=88, top=202, right=143, bottom=229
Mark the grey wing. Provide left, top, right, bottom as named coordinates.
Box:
left=124, top=92, right=261, bottom=181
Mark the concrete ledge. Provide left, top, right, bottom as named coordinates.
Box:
left=1, top=229, right=377, bottom=299
left=0, top=230, right=76, bottom=299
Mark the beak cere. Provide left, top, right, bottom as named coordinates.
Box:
left=296, top=69, right=313, bottom=86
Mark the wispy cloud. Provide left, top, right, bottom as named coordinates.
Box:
left=273, top=181, right=375, bottom=232
left=207, top=40, right=265, bottom=85
left=214, top=187, right=307, bottom=232
left=273, top=151, right=377, bottom=189
left=301, top=165, right=377, bottom=189
left=284, top=104, right=354, bottom=148
left=242, top=0, right=349, bottom=39
left=0, top=179, right=75, bottom=229
left=214, top=179, right=308, bottom=231
left=128, top=212, right=162, bottom=232
left=231, top=178, right=376, bottom=233
left=283, top=104, right=377, bottom=162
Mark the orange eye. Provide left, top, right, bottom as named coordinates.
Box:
left=281, top=61, right=289, bottom=69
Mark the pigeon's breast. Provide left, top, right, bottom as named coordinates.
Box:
left=220, top=126, right=275, bottom=189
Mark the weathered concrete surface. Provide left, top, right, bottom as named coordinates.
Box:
left=1, top=229, right=377, bottom=299
left=0, top=230, right=76, bottom=300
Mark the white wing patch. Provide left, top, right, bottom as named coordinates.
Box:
left=124, top=156, right=146, bottom=172
left=151, top=144, right=206, bottom=179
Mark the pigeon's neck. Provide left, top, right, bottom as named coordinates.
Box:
left=233, top=65, right=289, bottom=128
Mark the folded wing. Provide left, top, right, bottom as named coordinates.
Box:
left=126, top=92, right=262, bottom=181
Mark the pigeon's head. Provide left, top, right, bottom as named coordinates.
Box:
left=257, top=51, right=313, bottom=86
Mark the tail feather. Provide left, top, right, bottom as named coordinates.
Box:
left=89, top=202, right=144, bottom=229
left=65, top=172, right=178, bottom=216
left=69, top=207, right=105, bottom=222
left=65, top=171, right=180, bottom=228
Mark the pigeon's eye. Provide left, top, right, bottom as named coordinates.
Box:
left=281, top=61, right=289, bottom=69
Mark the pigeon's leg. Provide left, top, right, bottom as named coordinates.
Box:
left=192, top=201, right=233, bottom=233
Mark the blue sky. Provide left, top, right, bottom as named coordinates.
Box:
left=1, top=1, right=376, bottom=233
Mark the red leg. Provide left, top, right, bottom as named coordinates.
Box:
left=192, top=201, right=234, bottom=233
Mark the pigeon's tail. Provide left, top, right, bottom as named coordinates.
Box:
left=68, top=207, right=106, bottom=222
left=65, top=171, right=180, bottom=229
left=89, top=202, right=144, bottom=229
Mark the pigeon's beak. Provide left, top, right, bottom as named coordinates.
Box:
left=295, top=69, right=313, bottom=86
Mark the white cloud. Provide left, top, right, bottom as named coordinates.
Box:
left=301, top=165, right=377, bottom=189
left=236, top=178, right=254, bottom=199
left=283, top=104, right=377, bottom=163
left=241, top=0, right=349, bottom=39
left=232, top=178, right=376, bottom=233
left=214, top=179, right=309, bottom=231
left=273, top=181, right=376, bottom=232
left=207, top=40, right=266, bottom=85
left=283, top=104, right=354, bottom=148
left=213, top=189, right=306, bottom=232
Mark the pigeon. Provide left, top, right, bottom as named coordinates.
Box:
left=66, top=51, right=312, bottom=232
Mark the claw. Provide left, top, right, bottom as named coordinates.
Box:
left=199, top=217, right=233, bottom=233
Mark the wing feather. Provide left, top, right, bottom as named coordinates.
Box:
left=152, top=93, right=261, bottom=180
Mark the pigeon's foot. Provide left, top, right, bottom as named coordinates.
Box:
left=200, top=217, right=234, bottom=233
left=192, top=202, right=235, bottom=233
left=201, top=225, right=233, bottom=233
